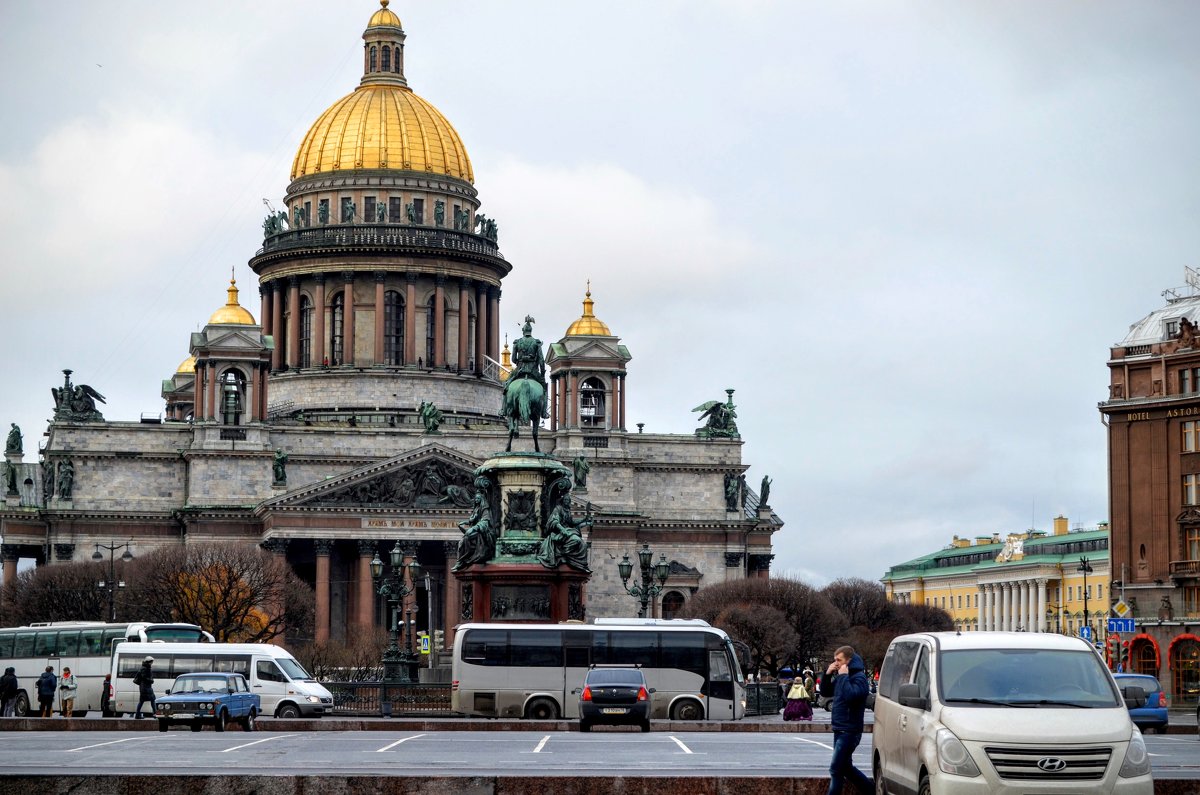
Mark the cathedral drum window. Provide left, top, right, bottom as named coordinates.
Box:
left=220, top=370, right=246, bottom=426
left=579, top=377, right=606, bottom=428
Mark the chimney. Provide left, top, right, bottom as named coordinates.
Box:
left=1054, top=515, right=1068, bottom=536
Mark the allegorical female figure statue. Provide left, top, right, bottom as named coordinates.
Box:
left=453, top=490, right=496, bottom=570
left=537, top=494, right=592, bottom=572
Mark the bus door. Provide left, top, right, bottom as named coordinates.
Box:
left=563, top=632, right=591, bottom=719
left=706, top=645, right=735, bottom=719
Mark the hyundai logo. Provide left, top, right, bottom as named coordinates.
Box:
left=1037, top=758, right=1068, bottom=772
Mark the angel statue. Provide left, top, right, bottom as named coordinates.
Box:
left=693, top=388, right=738, bottom=439
left=51, top=370, right=106, bottom=422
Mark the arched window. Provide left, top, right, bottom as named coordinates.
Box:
left=394, top=49, right=402, bottom=73
left=299, top=295, right=313, bottom=368
left=220, top=370, right=246, bottom=426
left=369, top=46, right=377, bottom=72
left=661, top=592, right=685, bottom=620
left=331, top=293, right=344, bottom=366
left=579, top=377, right=606, bottom=428
left=384, top=290, right=404, bottom=365
left=381, top=46, right=391, bottom=73
left=425, top=294, right=436, bottom=365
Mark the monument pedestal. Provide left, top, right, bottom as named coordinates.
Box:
left=456, top=564, right=588, bottom=623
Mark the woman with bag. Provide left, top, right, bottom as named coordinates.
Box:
left=783, top=677, right=813, bottom=721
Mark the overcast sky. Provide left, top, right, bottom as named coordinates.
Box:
left=2, top=1, right=1198, bottom=585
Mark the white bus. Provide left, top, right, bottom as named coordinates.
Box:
left=0, top=621, right=213, bottom=716
left=451, top=618, right=747, bottom=721
left=110, top=642, right=333, bottom=718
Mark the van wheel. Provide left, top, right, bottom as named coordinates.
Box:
left=276, top=704, right=301, bottom=719
left=918, top=773, right=931, bottom=795
left=670, top=700, right=703, bottom=721
left=525, top=698, right=559, bottom=720
left=214, top=710, right=226, bottom=732
left=13, top=693, right=28, bottom=718
left=242, top=709, right=257, bottom=732
left=873, top=754, right=888, bottom=795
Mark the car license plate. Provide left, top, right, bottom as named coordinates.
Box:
left=169, top=713, right=194, bottom=719
left=601, top=708, right=627, bottom=715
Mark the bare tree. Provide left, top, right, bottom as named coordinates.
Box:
left=822, top=578, right=892, bottom=628
left=0, top=562, right=111, bottom=626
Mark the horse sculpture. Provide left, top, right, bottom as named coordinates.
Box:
left=501, top=376, right=547, bottom=453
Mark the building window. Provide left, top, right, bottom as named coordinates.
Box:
left=661, top=591, right=685, bottom=620
left=413, top=198, right=425, bottom=225
left=384, top=291, right=404, bottom=365
left=341, top=197, right=354, bottom=223
left=369, top=46, right=377, bottom=72
left=364, top=197, right=376, bottom=224
left=303, top=201, right=311, bottom=227
left=330, top=293, right=344, bottom=366
left=1186, top=474, right=1200, bottom=506
left=389, top=197, right=402, bottom=223
left=425, top=295, right=436, bottom=365
left=1184, top=586, right=1200, bottom=617
left=579, top=377, right=606, bottom=428
left=220, top=370, right=245, bottom=426
left=299, top=295, right=312, bottom=368
left=318, top=198, right=329, bottom=225
left=1182, top=367, right=1200, bottom=394
left=1185, top=526, right=1200, bottom=561
left=1068, top=586, right=1073, bottom=601
left=381, top=45, right=391, bottom=72
left=1185, top=421, right=1200, bottom=452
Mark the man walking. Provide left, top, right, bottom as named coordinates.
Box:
left=133, top=657, right=156, bottom=719
left=819, top=645, right=871, bottom=795
left=36, top=666, right=56, bottom=718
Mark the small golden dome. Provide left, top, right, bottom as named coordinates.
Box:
left=290, top=85, right=473, bottom=182
left=498, top=337, right=512, bottom=382
left=565, top=285, right=612, bottom=337
left=176, top=355, right=196, bottom=374
left=368, top=0, right=402, bottom=28
left=208, top=276, right=256, bottom=325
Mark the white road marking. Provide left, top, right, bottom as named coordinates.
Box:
left=66, top=737, right=146, bottom=753
left=533, top=735, right=550, bottom=753
left=793, top=737, right=835, bottom=751
left=669, top=736, right=693, bottom=754
left=219, top=734, right=296, bottom=753
left=376, top=734, right=426, bottom=752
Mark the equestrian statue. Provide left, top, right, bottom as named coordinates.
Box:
left=501, top=315, right=549, bottom=452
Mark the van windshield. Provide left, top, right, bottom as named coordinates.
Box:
left=939, top=649, right=1120, bottom=708
left=277, top=658, right=313, bottom=681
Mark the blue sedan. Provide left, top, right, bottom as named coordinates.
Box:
left=1113, top=673, right=1169, bottom=733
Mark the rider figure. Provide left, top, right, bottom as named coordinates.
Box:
left=509, top=316, right=549, bottom=418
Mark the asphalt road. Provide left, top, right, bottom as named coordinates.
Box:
left=0, top=730, right=1195, bottom=779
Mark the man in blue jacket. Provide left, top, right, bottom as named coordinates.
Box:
left=819, top=645, right=871, bottom=794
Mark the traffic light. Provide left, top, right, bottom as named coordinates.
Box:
left=1120, top=641, right=1130, bottom=671
left=433, top=629, right=445, bottom=649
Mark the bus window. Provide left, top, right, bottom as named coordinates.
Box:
left=595, top=631, right=656, bottom=668
left=214, top=656, right=250, bottom=678
left=660, top=632, right=706, bottom=677
left=14, top=632, right=35, bottom=657
left=0, top=632, right=13, bottom=658
left=709, top=650, right=732, bottom=682
left=462, top=629, right=507, bottom=666
left=145, top=626, right=210, bottom=643
left=116, top=656, right=143, bottom=679
left=79, top=630, right=103, bottom=656
left=58, top=631, right=81, bottom=657
left=509, top=630, right=563, bottom=667
left=172, top=656, right=214, bottom=676
left=103, top=629, right=125, bottom=653
left=33, top=631, right=58, bottom=657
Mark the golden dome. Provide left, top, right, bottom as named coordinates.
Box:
left=291, top=86, right=472, bottom=182
left=498, top=338, right=512, bottom=382
left=208, top=276, right=256, bottom=325
left=565, top=285, right=612, bottom=337
left=176, top=355, right=196, bottom=375
left=368, top=0, right=402, bottom=28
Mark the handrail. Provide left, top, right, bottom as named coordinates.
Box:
left=256, top=224, right=505, bottom=262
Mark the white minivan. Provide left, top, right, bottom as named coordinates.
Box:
left=872, top=631, right=1152, bottom=795
left=111, top=642, right=333, bottom=718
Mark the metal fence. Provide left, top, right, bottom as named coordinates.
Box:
left=744, top=682, right=784, bottom=717
left=324, top=681, right=453, bottom=717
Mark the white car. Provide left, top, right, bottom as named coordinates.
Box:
left=871, top=631, right=1152, bottom=795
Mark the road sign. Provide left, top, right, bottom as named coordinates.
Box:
left=420, top=635, right=431, bottom=654
left=1108, top=617, right=1134, bottom=634
left=1080, top=626, right=1092, bottom=641
left=1113, top=600, right=1131, bottom=618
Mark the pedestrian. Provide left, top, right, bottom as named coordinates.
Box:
left=133, top=657, right=156, bottom=719
left=100, top=674, right=113, bottom=717
left=783, top=676, right=813, bottom=721
left=818, top=645, right=871, bottom=795
left=36, top=666, right=57, bottom=718
left=59, top=666, right=78, bottom=721
left=0, top=667, right=18, bottom=717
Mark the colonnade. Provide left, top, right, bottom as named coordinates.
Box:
left=549, top=370, right=628, bottom=431
left=977, top=579, right=1048, bottom=632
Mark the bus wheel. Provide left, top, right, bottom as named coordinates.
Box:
left=670, top=699, right=703, bottom=721
left=525, top=698, right=559, bottom=720
left=13, top=694, right=28, bottom=718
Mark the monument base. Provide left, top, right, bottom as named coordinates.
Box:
left=456, top=563, right=588, bottom=623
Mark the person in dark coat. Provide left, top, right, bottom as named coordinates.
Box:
left=133, top=657, right=156, bottom=719
left=0, top=667, right=18, bottom=717
left=100, top=674, right=113, bottom=717
left=36, top=666, right=56, bottom=718
left=818, top=645, right=871, bottom=795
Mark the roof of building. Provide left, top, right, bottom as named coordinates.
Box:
left=176, top=355, right=196, bottom=375
left=882, top=528, right=1109, bottom=581
left=565, top=286, right=612, bottom=337
left=1120, top=293, right=1200, bottom=346
left=207, top=277, right=256, bottom=326
left=367, top=0, right=402, bottom=28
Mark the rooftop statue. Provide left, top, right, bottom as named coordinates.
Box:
left=4, top=424, right=21, bottom=456
left=51, top=370, right=106, bottom=423
left=501, top=316, right=549, bottom=452
left=759, top=475, right=772, bottom=508
left=418, top=401, right=443, bottom=434
left=693, top=388, right=739, bottom=439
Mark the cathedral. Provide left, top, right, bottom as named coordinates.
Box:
left=0, top=1, right=782, bottom=647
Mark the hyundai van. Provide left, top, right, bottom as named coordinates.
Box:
left=872, top=632, right=1152, bottom=794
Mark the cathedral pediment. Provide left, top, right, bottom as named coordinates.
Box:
left=549, top=338, right=630, bottom=362
left=193, top=329, right=267, bottom=351
left=262, top=444, right=483, bottom=512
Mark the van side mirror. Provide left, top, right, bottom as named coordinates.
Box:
left=1121, top=685, right=1146, bottom=709
left=897, top=682, right=928, bottom=711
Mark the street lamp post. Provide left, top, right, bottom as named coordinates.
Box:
left=370, top=542, right=421, bottom=685
left=1044, top=603, right=1061, bottom=634
left=92, top=541, right=133, bottom=622
left=1078, top=556, right=1094, bottom=641
left=617, top=543, right=671, bottom=618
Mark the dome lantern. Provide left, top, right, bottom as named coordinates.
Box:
left=208, top=272, right=256, bottom=326
left=362, top=0, right=407, bottom=89
left=565, top=282, right=612, bottom=337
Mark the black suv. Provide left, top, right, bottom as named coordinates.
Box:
left=576, top=666, right=654, bottom=732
